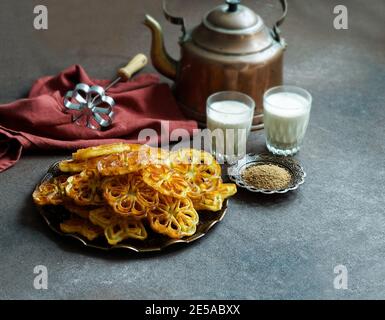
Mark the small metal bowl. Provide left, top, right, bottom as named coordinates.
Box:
left=227, top=153, right=306, bottom=194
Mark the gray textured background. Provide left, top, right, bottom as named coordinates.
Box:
left=0, top=0, right=384, bottom=299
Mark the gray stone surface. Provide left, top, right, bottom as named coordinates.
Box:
left=0, top=0, right=384, bottom=299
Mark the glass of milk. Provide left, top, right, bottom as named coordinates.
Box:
left=206, top=91, right=255, bottom=163
left=263, top=86, right=312, bottom=156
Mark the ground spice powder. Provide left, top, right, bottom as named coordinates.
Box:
left=241, top=164, right=292, bottom=190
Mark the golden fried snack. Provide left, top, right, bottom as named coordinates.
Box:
left=59, top=159, right=88, bottom=173
left=169, top=148, right=219, bottom=170
left=34, top=143, right=239, bottom=244
left=192, top=192, right=222, bottom=212
left=97, top=146, right=170, bottom=176
left=65, top=170, right=104, bottom=206
left=104, top=219, right=148, bottom=245
left=170, top=149, right=221, bottom=177
left=173, top=162, right=222, bottom=199
left=186, top=177, right=222, bottom=203
left=72, top=143, right=140, bottom=161
left=63, top=203, right=99, bottom=219
left=59, top=155, right=104, bottom=173
left=145, top=146, right=171, bottom=165
left=102, top=173, right=158, bottom=219
left=89, top=207, right=147, bottom=244
left=142, top=164, right=190, bottom=199
left=218, top=183, right=237, bottom=199
left=32, top=175, right=69, bottom=206
left=60, top=217, right=103, bottom=241
left=192, top=183, right=237, bottom=212
left=147, top=195, right=199, bottom=239
left=169, top=148, right=222, bottom=199
left=97, top=151, right=143, bottom=176
left=89, top=207, right=118, bottom=229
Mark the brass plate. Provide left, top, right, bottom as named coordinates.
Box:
left=35, top=161, right=228, bottom=252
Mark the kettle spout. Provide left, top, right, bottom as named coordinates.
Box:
left=144, top=14, right=177, bottom=80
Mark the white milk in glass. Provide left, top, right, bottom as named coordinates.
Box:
left=264, top=91, right=311, bottom=155
left=207, top=100, right=253, bottom=161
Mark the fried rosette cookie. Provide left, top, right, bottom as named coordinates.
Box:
left=97, top=151, right=143, bottom=176
left=89, top=207, right=147, bottom=244
left=72, top=143, right=140, bottom=161
left=102, top=173, right=158, bottom=219
left=32, top=175, right=69, bottom=206
left=170, top=149, right=222, bottom=200
left=65, top=170, right=104, bottom=206
left=169, top=148, right=219, bottom=169
left=192, top=183, right=237, bottom=211
left=97, top=146, right=170, bottom=176
left=60, top=217, right=103, bottom=241
left=104, top=219, right=147, bottom=245
left=59, top=156, right=106, bottom=173
left=147, top=195, right=199, bottom=239
left=142, top=164, right=190, bottom=199
left=63, top=203, right=100, bottom=219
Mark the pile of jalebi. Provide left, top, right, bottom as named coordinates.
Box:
left=32, top=143, right=237, bottom=244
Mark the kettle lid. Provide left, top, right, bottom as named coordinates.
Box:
left=205, top=1, right=261, bottom=33
left=192, top=0, right=273, bottom=55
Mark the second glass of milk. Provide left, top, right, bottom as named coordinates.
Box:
left=263, top=86, right=312, bottom=156
left=206, top=91, right=255, bottom=163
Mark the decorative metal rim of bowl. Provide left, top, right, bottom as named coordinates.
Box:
left=35, top=161, right=228, bottom=253
left=227, top=153, right=306, bottom=194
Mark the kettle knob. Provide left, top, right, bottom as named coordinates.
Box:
left=226, top=0, right=241, bottom=12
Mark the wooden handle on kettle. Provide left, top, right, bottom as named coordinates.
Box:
left=118, top=54, right=148, bottom=80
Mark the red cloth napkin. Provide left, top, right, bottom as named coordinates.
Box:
left=0, top=65, right=197, bottom=172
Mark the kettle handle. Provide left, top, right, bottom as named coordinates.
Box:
left=272, top=0, right=288, bottom=43
left=163, top=0, right=186, bottom=38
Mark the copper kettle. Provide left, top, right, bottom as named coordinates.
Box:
left=145, top=0, right=288, bottom=130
